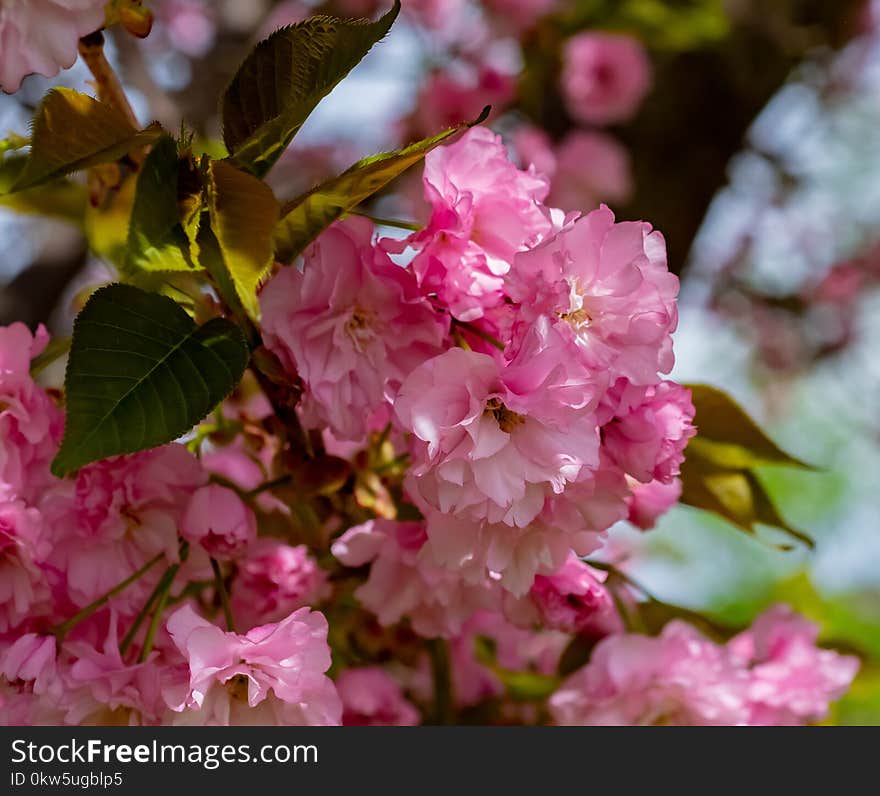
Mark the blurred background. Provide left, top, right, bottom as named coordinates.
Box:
left=1, top=0, right=879, bottom=722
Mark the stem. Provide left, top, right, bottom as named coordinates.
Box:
left=246, top=474, right=293, bottom=498
left=453, top=320, right=506, bottom=352
left=211, top=558, right=236, bottom=633
left=427, top=638, right=454, bottom=725
left=53, top=552, right=164, bottom=640
left=120, top=564, right=176, bottom=657
left=78, top=32, right=140, bottom=129
left=350, top=210, right=421, bottom=232
left=138, top=563, right=179, bottom=663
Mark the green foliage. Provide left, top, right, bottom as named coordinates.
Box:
left=206, top=159, right=279, bottom=320
left=680, top=384, right=813, bottom=549
left=52, top=284, right=249, bottom=476
left=222, top=1, right=400, bottom=177
left=10, top=88, right=161, bottom=191
left=274, top=109, right=488, bottom=264
left=126, top=135, right=197, bottom=273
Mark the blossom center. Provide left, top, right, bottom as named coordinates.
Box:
left=344, top=307, right=376, bottom=352
left=485, top=397, right=525, bottom=433
left=227, top=673, right=250, bottom=701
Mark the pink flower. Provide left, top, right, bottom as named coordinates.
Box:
left=601, top=380, right=696, bottom=484
left=261, top=217, right=447, bottom=441
left=509, top=205, right=679, bottom=385
left=61, top=615, right=164, bottom=725
left=335, top=667, right=420, bottom=726
left=395, top=343, right=600, bottom=529
left=163, top=604, right=341, bottom=726
left=0, top=634, right=57, bottom=697
left=0, top=0, right=108, bottom=92
left=528, top=554, right=617, bottom=635
left=515, top=128, right=634, bottom=213
left=156, top=0, right=216, bottom=58
left=0, top=500, right=50, bottom=632
left=44, top=445, right=206, bottom=610
left=181, top=485, right=257, bottom=560
left=0, top=323, right=63, bottom=502
left=231, top=540, right=330, bottom=631
left=728, top=605, right=859, bottom=725
left=560, top=32, right=652, bottom=126
left=625, top=477, right=681, bottom=530
left=550, top=621, right=750, bottom=726
left=392, top=126, right=553, bottom=323
left=449, top=610, right=568, bottom=707
left=332, top=519, right=497, bottom=637
left=481, top=0, right=555, bottom=33
left=409, top=65, right=514, bottom=138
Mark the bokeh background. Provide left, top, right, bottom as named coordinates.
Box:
left=2, top=0, right=879, bottom=722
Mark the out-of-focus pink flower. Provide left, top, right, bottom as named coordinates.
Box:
left=231, top=539, right=330, bottom=631
left=336, top=667, right=420, bottom=726
left=0, top=0, right=107, bottom=92
left=528, top=553, right=617, bottom=635
left=509, top=205, right=679, bottom=385
left=625, top=477, right=681, bottom=530
left=0, top=324, right=63, bottom=503
left=261, top=217, right=447, bottom=441
left=258, top=0, right=309, bottom=38
left=560, top=32, right=652, bottom=126
left=515, top=127, right=633, bottom=213
left=550, top=620, right=750, bottom=725
left=155, top=0, right=216, bottom=57
left=163, top=604, right=341, bottom=726
left=332, top=519, right=497, bottom=637
left=0, top=501, right=50, bottom=632
left=392, top=127, right=552, bottom=324
left=181, top=485, right=257, bottom=560
left=601, top=380, right=695, bottom=484
left=728, top=605, right=859, bottom=725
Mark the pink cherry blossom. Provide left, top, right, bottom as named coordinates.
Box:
left=0, top=501, right=50, bottom=632
left=181, top=485, right=257, bottom=560
left=336, top=667, right=420, bottom=726
left=550, top=620, right=750, bottom=726
left=508, top=205, right=679, bottom=385
left=515, top=127, right=634, bottom=213
left=528, top=553, right=618, bottom=636
left=332, top=519, right=497, bottom=637
left=391, top=126, right=553, bottom=323
left=728, top=605, right=859, bottom=725
left=163, top=604, right=341, bottom=726
left=261, top=217, right=448, bottom=441
left=231, top=539, right=330, bottom=631
left=0, top=0, right=108, bottom=92
left=481, top=0, right=556, bottom=33
left=0, top=323, right=63, bottom=502
left=601, top=380, right=696, bottom=484
left=625, top=477, right=681, bottom=530
left=44, top=445, right=206, bottom=611
left=0, top=633, right=57, bottom=697
left=560, top=32, right=652, bottom=126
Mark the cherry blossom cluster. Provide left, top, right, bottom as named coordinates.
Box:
left=0, top=127, right=855, bottom=728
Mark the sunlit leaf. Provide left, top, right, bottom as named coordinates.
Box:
left=11, top=88, right=162, bottom=192
left=274, top=108, right=488, bottom=263
left=221, top=1, right=400, bottom=176
left=52, top=284, right=249, bottom=476
left=126, top=135, right=197, bottom=272
left=206, top=159, right=279, bottom=319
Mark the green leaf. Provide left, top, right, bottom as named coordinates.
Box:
left=126, top=135, right=197, bottom=272
left=51, top=283, right=249, bottom=476
left=206, top=159, right=279, bottom=320
left=0, top=179, right=86, bottom=225
left=679, top=448, right=814, bottom=549
left=221, top=1, right=400, bottom=176
left=11, top=88, right=162, bottom=192
left=274, top=108, right=488, bottom=263
left=685, top=384, right=811, bottom=469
